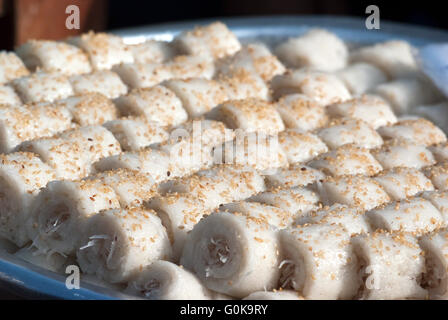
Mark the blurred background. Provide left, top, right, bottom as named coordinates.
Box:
left=0, top=0, right=446, bottom=49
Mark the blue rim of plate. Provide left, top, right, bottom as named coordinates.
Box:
left=1, top=15, right=447, bottom=300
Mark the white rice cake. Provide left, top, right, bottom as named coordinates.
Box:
left=112, top=62, right=172, bottom=89
left=263, top=164, right=325, bottom=189
left=115, top=86, right=187, bottom=127
left=171, top=119, right=234, bottom=148
left=218, top=69, right=269, bottom=101
left=0, top=51, right=29, bottom=84
left=327, top=95, right=397, bottom=129
left=16, top=40, right=91, bottom=75
left=317, top=118, right=383, bottom=149
left=429, top=142, right=448, bottom=163
left=70, top=70, right=128, bottom=99
left=275, top=29, right=348, bottom=71
left=12, top=72, right=74, bottom=103
left=420, top=191, right=448, bottom=222
left=271, top=69, right=351, bottom=106
left=423, top=163, right=448, bottom=191
left=276, top=94, right=328, bottom=131
left=128, top=40, right=175, bottom=64
left=278, top=129, right=328, bottom=164
left=0, top=85, right=22, bottom=105
left=173, top=22, right=241, bottom=59
left=68, top=32, right=134, bottom=70
left=412, top=102, right=448, bottom=134
left=167, top=55, right=215, bottom=80
left=336, top=62, right=387, bottom=95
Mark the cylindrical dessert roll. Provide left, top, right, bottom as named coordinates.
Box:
left=173, top=22, right=241, bottom=59
left=271, top=69, right=351, bottom=105
left=374, top=167, right=434, bottom=201
left=275, top=94, right=328, bottom=131
left=0, top=85, right=22, bottom=105
left=12, top=71, right=74, bottom=103
left=70, top=70, right=128, bottom=99
left=103, top=117, right=169, bottom=151
left=378, top=118, right=446, bottom=147
left=278, top=129, right=328, bottom=163
left=68, top=32, right=134, bottom=70
left=216, top=43, right=286, bottom=81
left=421, top=191, right=448, bottom=223
left=171, top=119, right=234, bottom=148
left=128, top=40, right=176, bottom=64
left=222, top=201, right=294, bottom=229
left=366, top=197, right=444, bottom=234
left=317, top=118, right=383, bottom=150
left=115, top=86, right=187, bottom=127
left=318, top=175, right=390, bottom=211
left=374, top=77, right=443, bottom=115
left=0, top=51, right=29, bottom=84
left=243, top=290, right=303, bottom=300
left=0, top=103, right=73, bottom=153
left=295, top=204, right=370, bottom=235
left=423, top=163, right=448, bottom=191
left=429, top=142, right=448, bottom=163
left=14, top=245, right=69, bottom=273
left=51, top=93, right=118, bottom=126
left=77, top=207, right=172, bottom=283
left=419, top=228, right=448, bottom=299
left=180, top=211, right=281, bottom=298
left=206, top=99, right=285, bottom=135
left=167, top=55, right=215, bottom=80
left=275, top=29, right=348, bottom=71
left=249, top=186, right=320, bottom=216
left=279, top=224, right=358, bottom=299
left=336, top=62, right=388, bottom=95
left=163, top=78, right=228, bottom=118
left=147, top=194, right=211, bottom=260
left=16, top=40, right=92, bottom=75
left=350, top=40, right=418, bottom=78
left=372, top=140, right=435, bottom=170
left=412, top=102, right=448, bottom=134
left=327, top=95, right=397, bottom=129
left=28, top=178, right=121, bottom=256
left=219, top=69, right=270, bottom=101
left=125, top=260, right=213, bottom=300
left=0, top=152, right=56, bottom=246
left=112, top=62, right=172, bottom=89
left=351, top=231, right=426, bottom=299
left=309, top=145, right=383, bottom=177
left=263, top=165, right=325, bottom=189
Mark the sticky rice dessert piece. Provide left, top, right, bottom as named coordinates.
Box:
left=206, top=99, right=285, bottom=135
left=317, top=118, right=383, bottom=150
left=336, top=62, right=388, bottom=95
left=421, top=191, right=448, bottom=223
left=103, top=117, right=169, bottom=151
left=366, top=197, right=444, bottom=234
left=295, top=204, right=370, bottom=235
left=180, top=211, right=280, bottom=298
left=0, top=85, right=22, bottom=105
left=374, top=167, right=434, bottom=201
left=278, top=129, right=328, bottom=164
left=243, top=290, right=304, bottom=300
left=264, top=165, right=326, bottom=189
left=221, top=201, right=294, bottom=229
left=423, top=163, right=448, bottom=191
left=429, top=142, right=448, bottom=163
left=70, top=70, right=128, bottom=99
left=27, top=178, right=121, bottom=255
left=125, top=260, right=214, bottom=300
left=147, top=194, right=211, bottom=261
left=163, top=78, right=228, bottom=118
left=216, top=43, right=286, bottom=81
left=371, top=140, right=435, bottom=170
left=173, top=22, right=241, bottom=59
left=167, top=55, right=215, bottom=80
left=412, top=102, right=448, bottom=134
left=0, top=152, right=56, bottom=246
left=12, top=72, right=74, bottom=103
left=128, top=40, right=176, bottom=64
left=16, top=40, right=91, bottom=75
left=326, top=95, right=397, bottom=129
left=279, top=224, right=358, bottom=299
left=274, top=29, right=348, bottom=72
left=248, top=186, right=320, bottom=216
left=318, top=175, right=390, bottom=211
left=377, top=118, right=447, bottom=147
left=0, top=103, right=73, bottom=153
left=0, top=51, right=29, bottom=84
left=171, top=119, right=234, bottom=148
left=219, top=69, right=269, bottom=101
left=77, top=207, right=171, bottom=283
left=115, top=86, right=187, bottom=126
left=352, top=231, right=427, bottom=299
left=68, top=32, right=134, bottom=70
left=374, top=77, right=443, bottom=115
left=271, top=69, right=351, bottom=105
left=112, top=62, right=172, bottom=89
left=350, top=40, right=418, bottom=78
left=275, top=94, right=328, bottom=131
left=308, top=144, right=383, bottom=177
left=14, top=246, right=70, bottom=273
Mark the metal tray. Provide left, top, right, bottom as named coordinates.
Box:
left=0, top=15, right=447, bottom=300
